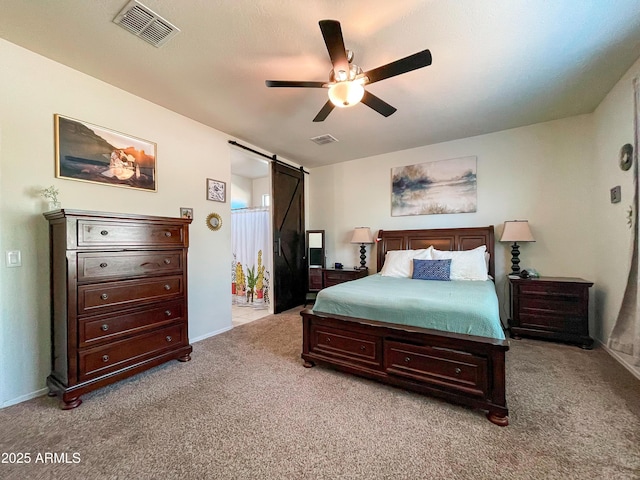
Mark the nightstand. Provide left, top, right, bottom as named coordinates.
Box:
left=508, top=276, right=594, bottom=349
left=322, top=268, right=368, bottom=288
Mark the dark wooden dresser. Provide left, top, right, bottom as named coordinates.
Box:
left=322, top=267, right=368, bottom=287
left=44, top=209, right=193, bottom=409
left=508, top=276, right=593, bottom=349
left=309, top=267, right=323, bottom=291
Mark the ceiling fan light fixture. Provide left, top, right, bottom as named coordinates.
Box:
left=328, top=81, right=365, bottom=108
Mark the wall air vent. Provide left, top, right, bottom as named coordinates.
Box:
left=113, top=0, right=180, bottom=48
left=310, top=134, right=339, bottom=146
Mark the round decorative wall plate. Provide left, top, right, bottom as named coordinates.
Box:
left=206, top=213, right=222, bottom=231
left=619, top=143, right=633, bottom=171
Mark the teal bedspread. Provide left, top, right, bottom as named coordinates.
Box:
left=312, top=274, right=504, bottom=340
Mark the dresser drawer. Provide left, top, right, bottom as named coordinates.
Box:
left=78, top=275, right=183, bottom=314
left=519, top=296, right=584, bottom=316
left=519, top=314, right=585, bottom=333
left=77, top=221, right=185, bottom=247
left=516, top=282, right=584, bottom=299
left=78, top=323, right=186, bottom=381
left=310, top=324, right=381, bottom=368
left=323, top=269, right=366, bottom=287
left=324, top=271, right=352, bottom=284
left=79, top=300, right=185, bottom=346
left=309, top=268, right=323, bottom=290
left=384, top=341, right=488, bottom=397
left=78, top=251, right=183, bottom=282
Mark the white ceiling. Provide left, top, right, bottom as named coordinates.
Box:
left=1, top=1, right=640, bottom=169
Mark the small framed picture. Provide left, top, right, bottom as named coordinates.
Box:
left=207, top=178, right=226, bottom=202
left=180, top=207, right=193, bottom=219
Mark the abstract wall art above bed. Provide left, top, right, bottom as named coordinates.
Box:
left=391, top=156, right=477, bottom=216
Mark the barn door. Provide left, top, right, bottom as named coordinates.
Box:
left=271, top=162, right=306, bottom=313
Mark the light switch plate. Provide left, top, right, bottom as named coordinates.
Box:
left=610, top=185, right=621, bottom=204
left=6, top=250, right=22, bottom=267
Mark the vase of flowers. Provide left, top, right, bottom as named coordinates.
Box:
left=41, top=185, right=61, bottom=210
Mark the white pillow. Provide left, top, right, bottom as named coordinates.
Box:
left=431, top=245, right=488, bottom=281
left=380, top=248, right=432, bottom=277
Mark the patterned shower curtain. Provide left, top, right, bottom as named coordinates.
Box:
left=231, top=207, right=271, bottom=305
left=608, top=77, right=640, bottom=365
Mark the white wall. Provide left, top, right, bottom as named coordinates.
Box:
left=309, top=115, right=597, bottom=328
left=230, top=175, right=269, bottom=208
left=252, top=177, right=270, bottom=207
left=231, top=174, right=253, bottom=208
left=592, top=56, right=640, bottom=377
left=0, top=39, right=234, bottom=406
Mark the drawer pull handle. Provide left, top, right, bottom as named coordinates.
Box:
left=404, top=356, right=411, bottom=363
left=166, top=336, right=173, bottom=342
left=101, top=324, right=109, bottom=331
left=165, top=310, right=172, bottom=316
left=100, top=293, right=109, bottom=300
left=164, top=284, right=171, bottom=291
left=455, top=368, right=461, bottom=375
left=164, top=259, right=171, bottom=265
left=100, top=230, right=109, bottom=236
left=360, top=345, right=366, bottom=351
left=102, top=355, right=109, bottom=362
left=100, top=262, right=108, bottom=268
left=164, top=231, right=172, bottom=237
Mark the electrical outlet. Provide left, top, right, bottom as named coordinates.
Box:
left=6, top=250, right=22, bottom=267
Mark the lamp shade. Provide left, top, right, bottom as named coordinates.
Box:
left=350, top=227, right=373, bottom=244
left=328, top=81, right=365, bottom=108
left=500, top=220, right=535, bottom=242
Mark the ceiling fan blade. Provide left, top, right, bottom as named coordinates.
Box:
left=363, top=49, right=432, bottom=85
left=265, top=80, right=326, bottom=88
left=319, top=20, right=349, bottom=80
left=361, top=90, right=397, bottom=117
left=313, top=100, right=335, bottom=122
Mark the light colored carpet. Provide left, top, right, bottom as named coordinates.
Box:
left=1, top=307, right=639, bottom=479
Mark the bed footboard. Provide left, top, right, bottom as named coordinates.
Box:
left=301, top=309, right=509, bottom=426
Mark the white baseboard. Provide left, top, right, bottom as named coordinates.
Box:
left=597, top=339, right=640, bottom=381
left=2, top=387, right=49, bottom=409
left=190, top=325, right=233, bottom=343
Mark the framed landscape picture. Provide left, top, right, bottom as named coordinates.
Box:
left=391, top=156, right=477, bottom=216
left=54, top=114, right=157, bottom=192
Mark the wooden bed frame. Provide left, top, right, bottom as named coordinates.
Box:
left=300, top=226, right=509, bottom=426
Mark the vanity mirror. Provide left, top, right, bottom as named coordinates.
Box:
left=306, top=230, right=325, bottom=294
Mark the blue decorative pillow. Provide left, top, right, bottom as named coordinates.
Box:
left=412, top=259, right=451, bottom=281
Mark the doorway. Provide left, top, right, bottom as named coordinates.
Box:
left=230, top=149, right=273, bottom=326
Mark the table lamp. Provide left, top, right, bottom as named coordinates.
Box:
left=500, top=220, right=535, bottom=275
left=350, top=227, right=373, bottom=270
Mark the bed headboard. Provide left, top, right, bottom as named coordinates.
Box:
left=376, top=226, right=495, bottom=278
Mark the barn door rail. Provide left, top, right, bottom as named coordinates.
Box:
left=228, top=140, right=309, bottom=175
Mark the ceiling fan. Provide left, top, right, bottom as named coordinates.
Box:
left=265, top=19, right=432, bottom=122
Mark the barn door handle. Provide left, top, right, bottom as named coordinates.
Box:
left=275, top=237, right=282, bottom=257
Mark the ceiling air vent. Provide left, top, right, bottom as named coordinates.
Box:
left=113, top=0, right=180, bottom=48
left=310, top=134, right=339, bottom=146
